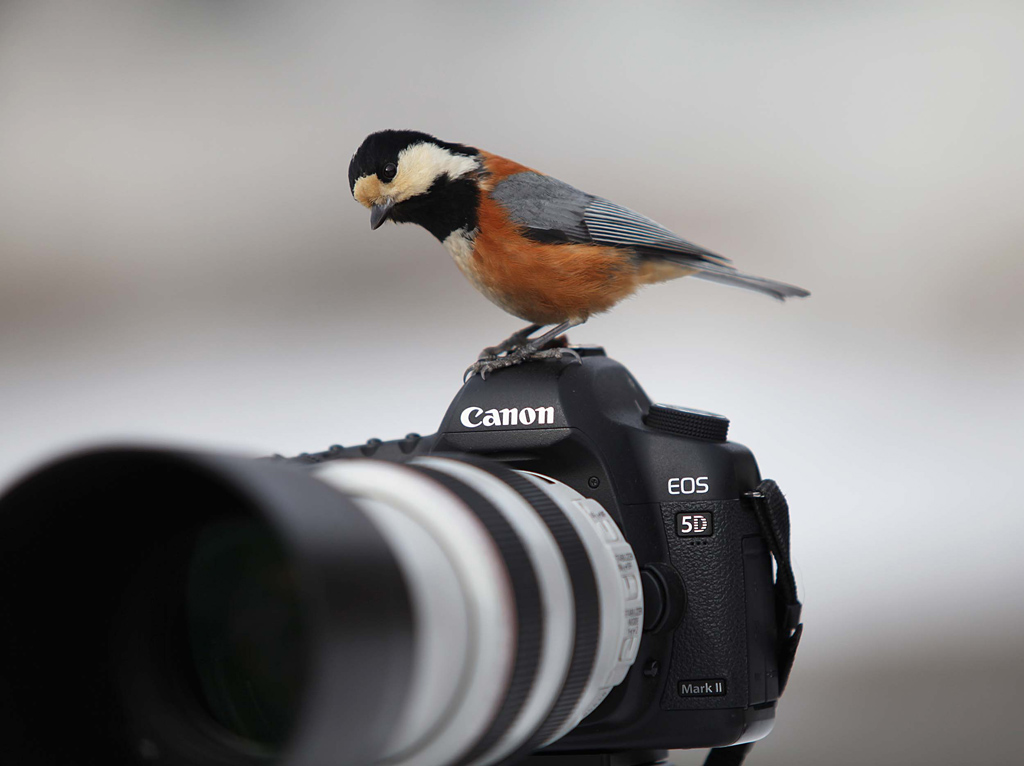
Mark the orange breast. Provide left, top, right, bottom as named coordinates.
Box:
left=466, top=193, right=643, bottom=325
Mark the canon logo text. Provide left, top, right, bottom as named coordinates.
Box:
left=460, top=405, right=555, bottom=429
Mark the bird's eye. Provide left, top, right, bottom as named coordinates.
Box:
left=380, top=162, right=398, bottom=182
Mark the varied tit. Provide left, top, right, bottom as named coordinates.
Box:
left=349, top=129, right=809, bottom=378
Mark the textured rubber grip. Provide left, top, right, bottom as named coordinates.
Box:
left=411, top=466, right=544, bottom=766
left=455, top=458, right=601, bottom=758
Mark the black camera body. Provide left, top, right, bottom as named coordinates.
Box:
left=0, top=347, right=798, bottom=766
left=296, top=347, right=784, bottom=754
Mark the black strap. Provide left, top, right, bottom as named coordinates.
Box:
left=748, top=479, right=803, bottom=695
left=702, top=479, right=803, bottom=766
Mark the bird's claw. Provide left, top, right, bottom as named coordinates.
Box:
left=478, top=327, right=540, bottom=360
left=464, top=354, right=523, bottom=382
left=463, top=345, right=583, bottom=382
left=541, top=346, right=583, bottom=366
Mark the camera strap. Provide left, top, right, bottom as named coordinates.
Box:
left=702, top=479, right=803, bottom=766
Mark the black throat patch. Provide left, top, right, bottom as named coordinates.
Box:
left=390, top=174, right=480, bottom=242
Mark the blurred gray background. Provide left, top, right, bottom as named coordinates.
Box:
left=2, top=1, right=1022, bottom=764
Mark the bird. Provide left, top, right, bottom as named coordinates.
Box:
left=348, top=129, right=809, bottom=378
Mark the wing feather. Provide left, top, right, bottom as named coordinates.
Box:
left=488, top=171, right=592, bottom=242
left=583, top=198, right=731, bottom=266
left=488, top=171, right=809, bottom=301
left=490, top=171, right=730, bottom=266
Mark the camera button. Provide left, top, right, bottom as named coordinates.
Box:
left=645, top=403, right=729, bottom=442
left=623, top=573, right=640, bottom=601
left=619, top=637, right=638, bottom=662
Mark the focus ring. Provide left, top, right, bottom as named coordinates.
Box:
left=457, top=460, right=601, bottom=755
left=410, top=466, right=544, bottom=766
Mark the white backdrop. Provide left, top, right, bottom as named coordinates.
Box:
left=2, top=2, right=1022, bottom=763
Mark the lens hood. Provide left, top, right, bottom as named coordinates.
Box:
left=0, top=447, right=414, bottom=766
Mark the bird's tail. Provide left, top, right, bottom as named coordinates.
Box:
left=673, top=258, right=810, bottom=301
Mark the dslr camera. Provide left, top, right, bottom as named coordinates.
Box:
left=0, top=349, right=801, bottom=766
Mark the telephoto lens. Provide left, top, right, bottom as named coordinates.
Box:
left=0, top=447, right=643, bottom=766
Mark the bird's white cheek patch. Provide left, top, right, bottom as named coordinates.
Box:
left=354, top=143, right=478, bottom=206
left=391, top=143, right=478, bottom=202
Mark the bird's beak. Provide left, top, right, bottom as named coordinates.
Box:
left=370, top=198, right=395, bottom=230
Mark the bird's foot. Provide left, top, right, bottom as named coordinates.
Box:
left=464, top=342, right=582, bottom=381
left=476, top=332, right=571, bottom=361
left=477, top=325, right=544, bottom=360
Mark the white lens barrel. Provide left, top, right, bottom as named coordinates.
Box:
left=343, top=495, right=471, bottom=760
left=313, top=459, right=642, bottom=766
left=413, top=458, right=575, bottom=766
left=314, top=461, right=517, bottom=766
left=517, top=473, right=643, bottom=744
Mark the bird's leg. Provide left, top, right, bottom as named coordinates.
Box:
left=466, top=320, right=585, bottom=380
left=515, top=321, right=582, bottom=355
left=477, top=324, right=543, bottom=360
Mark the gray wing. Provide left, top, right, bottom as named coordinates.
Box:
left=489, top=171, right=730, bottom=266
left=488, top=171, right=593, bottom=243
left=490, top=171, right=809, bottom=300
left=584, top=198, right=730, bottom=265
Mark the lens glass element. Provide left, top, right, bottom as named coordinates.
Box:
left=186, top=518, right=307, bottom=751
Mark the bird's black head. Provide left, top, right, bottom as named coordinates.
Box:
left=349, top=130, right=482, bottom=241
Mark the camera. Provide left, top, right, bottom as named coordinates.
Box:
left=0, top=348, right=801, bottom=766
